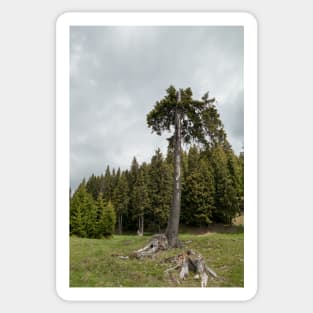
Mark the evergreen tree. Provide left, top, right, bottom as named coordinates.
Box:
left=187, top=145, right=200, bottom=174
left=103, top=165, right=112, bottom=202
left=86, top=174, right=101, bottom=200
left=70, top=181, right=96, bottom=238
left=98, top=200, right=116, bottom=237
left=129, top=157, right=139, bottom=186
left=128, top=157, right=139, bottom=229
left=182, top=159, right=215, bottom=226
left=148, top=149, right=172, bottom=232
left=70, top=194, right=86, bottom=237
left=113, top=167, right=121, bottom=191
left=132, top=168, right=150, bottom=235
left=112, top=172, right=129, bottom=234
left=210, top=145, right=240, bottom=223
left=147, top=86, right=225, bottom=247
left=94, top=192, right=106, bottom=238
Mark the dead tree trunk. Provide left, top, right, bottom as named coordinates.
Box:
left=166, top=91, right=182, bottom=248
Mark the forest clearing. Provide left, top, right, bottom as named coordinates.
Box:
left=70, top=229, right=243, bottom=288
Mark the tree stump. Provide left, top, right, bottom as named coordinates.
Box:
left=134, top=234, right=168, bottom=258
left=133, top=234, right=217, bottom=287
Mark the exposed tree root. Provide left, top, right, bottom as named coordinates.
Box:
left=133, top=234, right=168, bottom=258
left=163, top=249, right=217, bottom=287
left=112, top=234, right=218, bottom=287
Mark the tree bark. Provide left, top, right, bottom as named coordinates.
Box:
left=166, top=91, right=182, bottom=248
left=137, top=215, right=144, bottom=236
left=118, top=214, right=123, bottom=235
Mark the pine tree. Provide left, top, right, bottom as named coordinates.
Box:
left=129, top=157, right=139, bottom=190
left=70, top=181, right=96, bottom=238
left=94, top=192, right=106, bottom=238
left=112, top=172, right=129, bottom=234
left=113, top=167, right=121, bottom=191
left=86, top=174, right=101, bottom=200
left=182, top=158, right=215, bottom=227
left=103, top=165, right=112, bottom=202
left=187, top=145, right=200, bottom=174
left=210, top=145, right=240, bottom=224
left=98, top=200, right=116, bottom=238
left=128, top=157, right=139, bottom=229
left=147, top=86, right=225, bottom=247
left=132, top=168, right=150, bottom=235
left=148, top=149, right=172, bottom=233
left=70, top=194, right=85, bottom=237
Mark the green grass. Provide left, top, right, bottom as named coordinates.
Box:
left=70, top=232, right=244, bottom=287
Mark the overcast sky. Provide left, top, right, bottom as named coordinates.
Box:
left=70, top=26, right=243, bottom=191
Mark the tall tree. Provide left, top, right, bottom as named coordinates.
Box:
left=182, top=159, right=215, bottom=226
left=112, top=172, right=129, bottom=234
left=94, top=192, right=106, bottom=238
left=210, top=144, right=240, bottom=223
left=147, top=86, right=225, bottom=247
left=103, top=165, right=112, bottom=202
left=132, top=168, right=150, bottom=235
left=148, top=149, right=172, bottom=232
left=128, top=157, right=139, bottom=228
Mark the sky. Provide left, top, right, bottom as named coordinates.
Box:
left=70, top=26, right=244, bottom=191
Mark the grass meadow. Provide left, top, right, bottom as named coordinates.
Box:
left=70, top=227, right=244, bottom=288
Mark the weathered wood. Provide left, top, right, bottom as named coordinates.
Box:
left=164, top=249, right=217, bottom=287
left=132, top=234, right=217, bottom=287
left=134, top=234, right=168, bottom=258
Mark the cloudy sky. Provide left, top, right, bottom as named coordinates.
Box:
left=70, top=26, right=243, bottom=191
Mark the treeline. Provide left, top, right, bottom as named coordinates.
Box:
left=70, top=143, right=244, bottom=238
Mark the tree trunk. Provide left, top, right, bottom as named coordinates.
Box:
left=137, top=215, right=144, bottom=236
left=117, top=214, right=122, bottom=234
left=141, top=215, right=144, bottom=235
left=166, top=91, right=182, bottom=248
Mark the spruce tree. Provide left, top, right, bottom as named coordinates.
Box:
left=147, top=86, right=225, bottom=247
left=70, top=181, right=96, bottom=238
left=148, top=149, right=172, bottom=233
left=103, top=165, right=112, bottom=202
left=210, top=145, right=240, bottom=223
left=132, top=168, right=149, bottom=235
left=112, top=172, right=129, bottom=234
left=86, top=174, right=100, bottom=200
left=98, top=200, right=116, bottom=238
left=187, top=145, right=200, bottom=174
left=94, top=192, right=106, bottom=238
left=182, top=158, right=215, bottom=226
left=70, top=196, right=86, bottom=237
left=128, top=157, right=139, bottom=229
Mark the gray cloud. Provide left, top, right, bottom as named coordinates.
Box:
left=70, top=26, right=243, bottom=190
